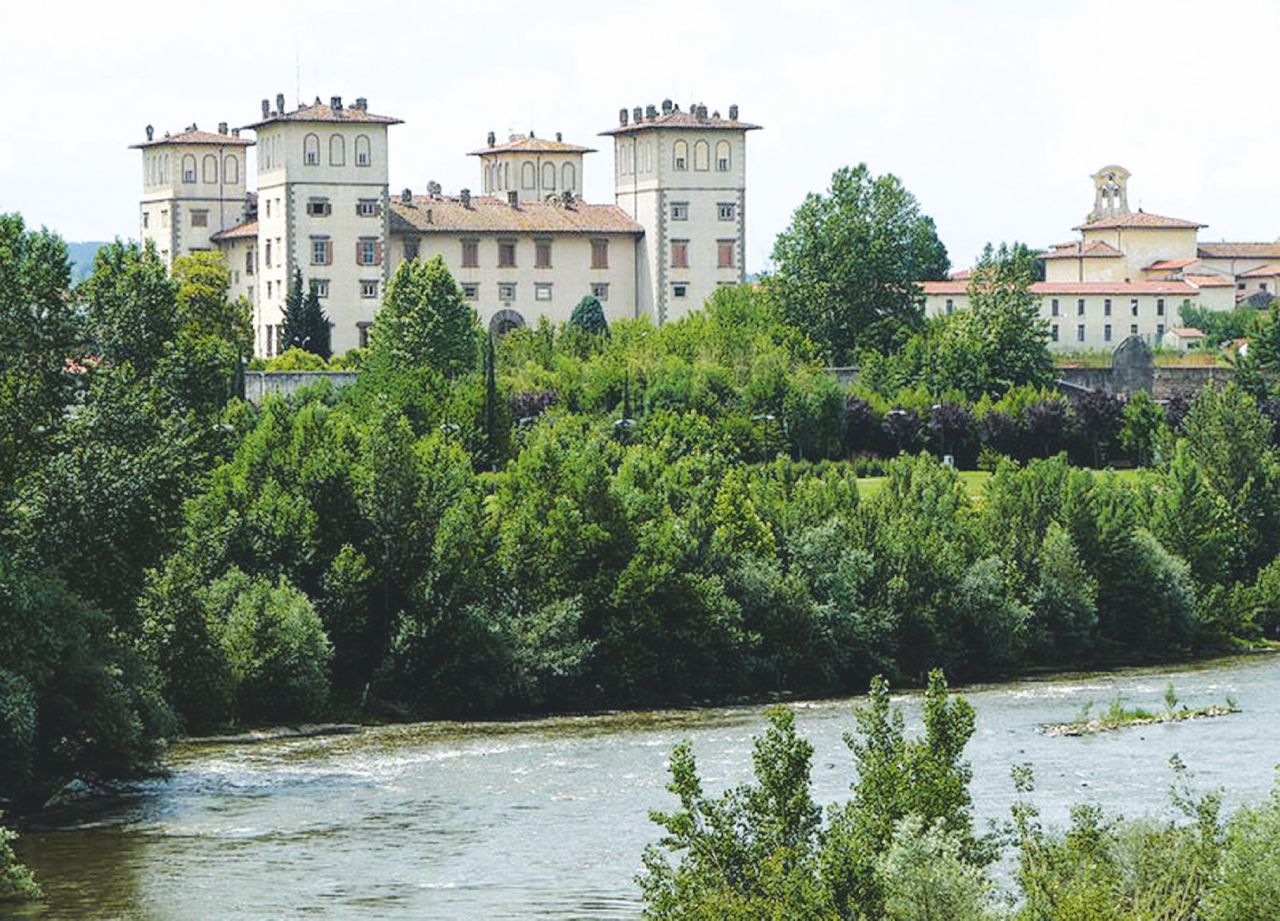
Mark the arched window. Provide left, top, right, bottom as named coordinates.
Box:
left=489, top=308, right=526, bottom=338
left=715, top=140, right=731, bottom=172
left=181, top=154, right=197, bottom=182
left=673, top=139, right=689, bottom=171
left=329, top=134, right=345, bottom=166
left=303, top=133, right=320, bottom=165
left=161, top=153, right=168, bottom=184
left=224, top=155, right=239, bottom=184
left=693, top=140, right=710, bottom=171
left=561, top=162, right=576, bottom=191
left=503, top=162, right=510, bottom=189
left=542, top=162, right=556, bottom=190
left=354, top=135, right=371, bottom=167
left=521, top=161, right=535, bottom=189
left=202, top=154, right=218, bottom=183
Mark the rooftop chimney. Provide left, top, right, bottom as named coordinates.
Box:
left=331, top=96, right=343, bottom=110
left=218, top=121, right=228, bottom=135
left=354, top=97, right=367, bottom=111
left=145, top=124, right=154, bottom=141
left=460, top=188, right=472, bottom=208
left=619, top=108, right=628, bottom=126
left=232, top=128, right=240, bottom=137
left=276, top=93, right=286, bottom=114
left=401, top=188, right=412, bottom=204
left=633, top=106, right=642, bottom=124
left=261, top=99, right=270, bottom=118
left=728, top=104, right=738, bottom=120
left=662, top=99, right=673, bottom=114
left=427, top=180, right=442, bottom=198
left=646, top=104, right=658, bottom=120
left=487, top=130, right=496, bottom=147
left=555, top=131, right=562, bottom=142
left=697, top=104, right=708, bottom=119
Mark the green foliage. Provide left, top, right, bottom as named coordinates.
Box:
left=1179, top=300, right=1262, bottom=346
left=371, top=255, right=480, bottom=378
left=877, top=815, right=998, bottom=921
left=1205, top=773, right=1280, bottom=919
left=569, top=293, right=609, bottom=336
left=265, top=347, right=328, bottom=371
left=0, top=812, right=41, bottom=903
left=769, top=164, right=949, bottom=362
left=79, top=239, right=176, bottom=374
left=281, top=271, right=332, bottom=360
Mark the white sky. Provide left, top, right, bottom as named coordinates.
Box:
left=3, top=0, right=1278, bottom=272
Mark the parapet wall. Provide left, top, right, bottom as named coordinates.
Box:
left=244, top=371, right=358, bottom=404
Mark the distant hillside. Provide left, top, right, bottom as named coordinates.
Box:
left=67, top=241, right=110, bottom=283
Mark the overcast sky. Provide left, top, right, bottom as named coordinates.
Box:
left=3, top=0, right=1277, bottom=272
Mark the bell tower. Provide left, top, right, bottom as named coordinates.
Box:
left=1088, top=165, right=1131, bottom=223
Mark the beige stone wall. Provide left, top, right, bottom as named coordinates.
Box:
left=1045, top=257, right=1128, bottom=283
left=139, top=142, right=247, bottom=269
left=478, top=151, right=585, bottom=201
left=1081, top=226, right=1198, bottom=278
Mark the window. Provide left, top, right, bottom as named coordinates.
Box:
left=462, top=239, right=479, bottom=268
left=522, top=162, right=535, bottom=189
left=245, top=249, right=254, bottom=275
left=498, top=240, right=516, bottom=268
left=718, top=202, right=736, bottom=221
left=1104, top=324, right=1112, bottom=342
left=1077, top=324, right=1085, bottom=342
left=1157, top=323, right=1165, bottom=339
left=715, top=139, right=730, bottom=171
left=304, top=133, right=320, bottom=165
left=1130, top=298, right=1139, bottom=316
left=306, top=199, right=331, bottom=217
left=142, top=211, right=149, bottom=229
left=265, top=199, right=271, bottom=218
left=358, top=322, right=371, bottom=349
left=160, top=209, right=168, bottom=228
left=1239, top=282, right=1247, bottom=290
left=591, top=238, right=609, bottom=269
left=329, top=134, right=345, bottom=166
left=361, top=280, right=379, bottom=298
left=358, top=238, right=380, bottom=266
left=1130, top=323, right=1138, bottom=335
left=265, top=240, right=272, bottom=268
left=182, top=155, right=196, bottom=182
left=404, top=239, right=420, bottom=260
left=1104, top=298, right=1112, bottom=317
left=592, top=282, right=609, bottom=301
left=945, top=298, right=954, bottom=315
left=461, top=283, right=479, bottom=300
left=673, top=283, right=688, bottom=298
left=311, top=237, right=331, bottom=266
left=535, top=283, right=552, bottom=302
left=275, top=325, right=285, bottom=356
left=191, top=210, right=208, bottom=228
left=672, top=202, right=689, bottom=221
left=717, top=240, right=735, bottom=269
left=267, top=280, right=273, bottom=299
left=498, top=282, right=516, bottom=301
left=1051, top=324, right=1059, bottom=342
left=542, top=162, right=556, bottom=190
left=693, top=139, right=709, bottom=170
left=561, top=162, right=575, bottom=190
left=264, top=324, right=273, bottom=357
left=356, top=199, right=379, bottom=217
left=535, top=239, right=552, bottom=269
left=312, top=279, right=330, bottom=298
left=1077, top=298, right=1085, bottom=316
left=202, top=154, right=217, bottom=183
left=224, top=155, right=239, bottom=184
left=1051, top=298, right=1060, bottom=317
left=355, top=135, right=371, bottom=166
left=1157, top=298, right=1165, bottom=316
left=673, top=139, right=688, bottom=171
left=671, top=240, right=689, bottom=268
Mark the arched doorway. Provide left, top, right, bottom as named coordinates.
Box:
left=489, top=308, right=526, bottom=338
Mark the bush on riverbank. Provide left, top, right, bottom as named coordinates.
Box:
left=639, top=675, right=1280, bottom=920
left=0, top=812, right=40, bottom=903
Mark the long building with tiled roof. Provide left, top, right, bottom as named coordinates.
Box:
left=136, top=93, right=758, bottom=355
left=921, top=163, right=1276, bottom=351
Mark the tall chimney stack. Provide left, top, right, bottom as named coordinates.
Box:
left=218, top=121, right=228, bottom=135
left=276, top=93, right=285, bottom=114
left=261, top=99, right=270, bottom=118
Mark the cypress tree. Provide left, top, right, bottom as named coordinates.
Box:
left=299, top=282, right=332, bottom=359
left=281, top=268, right=306, bottom=351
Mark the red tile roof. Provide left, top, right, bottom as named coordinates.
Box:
left=1171, top=327, right=1206, bottom=338
left=1144, top=258, right=1196, bottom=271
left=244, top=100, right=402, bottom=130
left=1076, top=211, right=1205, bottom=231
left=1041, top=240, right=1124, bottom=259
left=1184, top=273, right=1235, bottom=288
left=389, top=195, right=643, bottom=235
left=1198, top=242, right=1280, bottom=258
left=920, top=280, right=1199, bottom=296
left=469, top=134, right=595, bottom=156
left=210, top=220, right=258, bottom=242
left=600, top=107, right=761, bottom=136
left=1239, top=262, right=1280, bottom=278
left=129, top=129, right=253, bottom=149
left=948, top=269, right=971, bottom=280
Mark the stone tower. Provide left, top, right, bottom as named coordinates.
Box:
left=603, top=100, right=760, bottom=323
left=470, top=131, right=593, bottom=202
left=1088, top=164, right=1131, bottom=223
left=131, top=122, right=252, bottom=269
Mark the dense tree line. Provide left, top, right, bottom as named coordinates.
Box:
left=639, top=674, right=1280, bottom=919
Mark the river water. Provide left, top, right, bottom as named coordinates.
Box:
left=12, top=654, right=1280, bottom=920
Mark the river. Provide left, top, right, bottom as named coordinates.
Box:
left=12, top=654, right=1280, bottom=920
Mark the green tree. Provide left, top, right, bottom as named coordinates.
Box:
left=0, top=812, right=40, bottom=903
left=78, top=239, right=176, bottom=374
left=1206, top=773, right=1280, bottom=920
left=1119, top=390, right=1167, bottom=466
left=569, top=293, right=609, bottom=336
left=281, top=268, right=306, bottom=351
left=371, top=255, right=479, bottom=377
left=769, top=164, right=949, bottom=362
left=282, top=270, right=332, bottom=359
left=961, top=242, right=1053, bottom=393
left=877, top=815, right=998, bottom=921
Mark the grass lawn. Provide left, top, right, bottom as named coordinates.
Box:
left=856, top=466, right=1146, bottom=501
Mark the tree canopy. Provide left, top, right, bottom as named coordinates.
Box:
left=370, top=255, right=480, bottom=377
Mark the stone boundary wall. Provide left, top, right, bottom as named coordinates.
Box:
left=244, top=371, right=358, bottom=404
